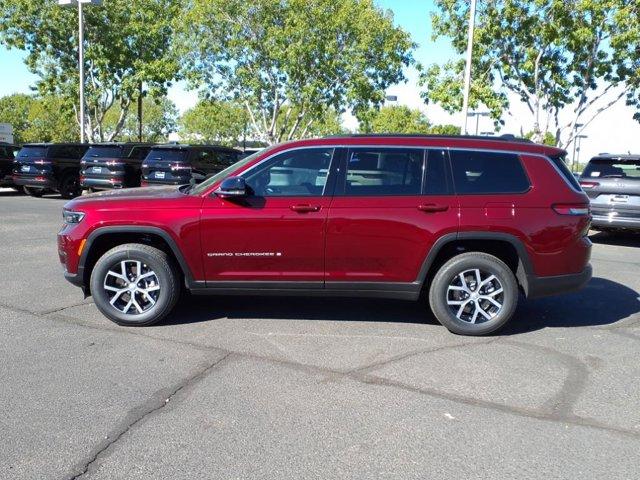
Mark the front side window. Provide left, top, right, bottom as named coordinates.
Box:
left=243, top=148, right=334, bottom=197
left=450, top=150, right=530, bottom=194
left=343, top=148, right=423, bottom=196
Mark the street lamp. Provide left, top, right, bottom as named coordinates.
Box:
left=58, top=0, right=102, bottom=143
left=571, top=123, right=584, bottom=172
left=467, top=111, right=490, bottom=135
left=461, top=0, right=477, bottom=134
left=575, top=134, right=588, bottom=172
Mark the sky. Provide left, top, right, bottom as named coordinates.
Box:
left=1, top=0, right=639, bottom=162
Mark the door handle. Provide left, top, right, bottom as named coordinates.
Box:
left=418, top=204, right=449, bottom=213
left=290, top=204, right=321, bottom=213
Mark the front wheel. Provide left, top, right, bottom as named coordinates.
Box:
left=428, top=252, right=518, bottom=336
left=90, top=243, right=180, bottom=326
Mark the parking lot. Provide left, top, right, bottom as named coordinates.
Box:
left=1, top=188, right=639, bottom=480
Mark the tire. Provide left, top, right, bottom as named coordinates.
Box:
left=428, top=252, right=518, bottom=336
left=59, top=172, right=81, bottom=199
left=23, top=186, right=44, bottom=197
left=90, top=243, right=180, bottom=326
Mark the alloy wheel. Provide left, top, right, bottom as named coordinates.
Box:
left=446, top=268, right=504, bottom=324
left=103, top=260, right=160, bottom=315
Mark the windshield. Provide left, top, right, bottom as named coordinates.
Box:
left=583, top=158, right=640, bottom=180
left=18, top=146, right=48, bottom=158
left=83, top=146, right=123, bottom=158
left=189, top=147, right=273, bottom=195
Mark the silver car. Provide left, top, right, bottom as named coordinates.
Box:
left=580, top=154, right=640, bottom=231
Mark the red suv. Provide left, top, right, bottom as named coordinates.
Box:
left=58, top=135, right=592, bottom=335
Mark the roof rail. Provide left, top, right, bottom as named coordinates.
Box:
left=324, top=133, right=533, bottom=143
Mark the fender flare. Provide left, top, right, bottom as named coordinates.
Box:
left=78, top=226, right=199, bottom=289
left=415, top=231, right=534, bottom=295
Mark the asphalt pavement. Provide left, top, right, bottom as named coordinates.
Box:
left=1, top=188, right=639, bottom=480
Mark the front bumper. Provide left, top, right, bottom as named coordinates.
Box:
left=525, top=264, right=592, bottom=299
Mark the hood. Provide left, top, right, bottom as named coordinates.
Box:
left=64, top=185, right=191, bottom=210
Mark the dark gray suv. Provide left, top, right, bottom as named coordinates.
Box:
left=580, top=154, right=640, bottom=231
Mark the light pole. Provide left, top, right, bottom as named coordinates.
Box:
left=58, top=0, right=101, bottom=143
left=461, top=0, right=477, bottom=134
left=467, top=111, right=490, bottom=135
left=575, top=134, right=588, bottom=171
left=571, top=123, right=584, bottom=172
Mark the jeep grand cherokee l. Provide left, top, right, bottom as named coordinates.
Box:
left=58, top=135, right=592, bottom=335
left=141, top=144, right=241, bottom=186
left=14, top=143, right=89, bottom=198
left=80, top=143, right=154, bottom=190
left=580, top=154, right=640, bottom=232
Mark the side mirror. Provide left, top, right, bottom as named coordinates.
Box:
left=214, top=176, right=248, bottom=198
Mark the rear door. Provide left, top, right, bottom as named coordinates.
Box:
left=325, top=147, right=458, bottom=285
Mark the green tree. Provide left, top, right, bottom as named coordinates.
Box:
left=0, top=93, right=78, bottom=143
left=0, top=0, right=182, bottom=142
left=104, top=97, right=178, bottom=142
left=359, top=105, right=431, bottom=134
left=428, top=124, right=461, bottom=136
left=420, top=0, right=638, bottom=147
left=180, top=100, right=247, bottom=146
left=524, top=130, right=557, bottom=146
left=178, top=0, right=414, bottom=144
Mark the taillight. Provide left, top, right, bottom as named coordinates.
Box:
left=105, top=160, right=124, bottom=166
left=552, top=203, right=590, bottom=216
left=33, top=159, right=51, bottom=165
left=580, top=181, right=599, bottom=189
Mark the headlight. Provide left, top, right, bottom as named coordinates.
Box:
left=62, top=210, right=85, bottom=224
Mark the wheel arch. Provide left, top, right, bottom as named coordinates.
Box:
left=417, top=232, right=534, bottom=296
left=78, top=226, right=198, bottom=294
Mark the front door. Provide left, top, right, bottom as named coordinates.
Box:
left=325, top=147, right=459, bottom=284
left=200, top=147, right=338, bottom=284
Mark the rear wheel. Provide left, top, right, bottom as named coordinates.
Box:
left=428, top=252, right=518, bottom=336
left=90, top=243, right=180, bottom=326
left=59, top=172, right=82, bottom=199
left=23, top=186, right=44, bottom=197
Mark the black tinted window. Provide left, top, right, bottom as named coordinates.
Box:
left=549, top=154, right=581, bottom=190
left=425, top=149, right=449, bottom=195
left=243, top=148, right=333, bottom=196
left=84, top=146, right=123, bottom=158
left=145, top=149, right=188, bottom=162
left=18, top=146, right=48, bottom=158
left=344, top=148, right=423, bottom=196
left=450, top=150, right=530, bottom=194
left=129, top=147, right=152, bottom=159
left=583, top=158, right=640, bottom=180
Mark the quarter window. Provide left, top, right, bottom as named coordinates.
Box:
left=344, top=148, right=423, bottom=196
left=243, top=148, right=333, bottom=197
left=450, top=150, right=530, bottom=194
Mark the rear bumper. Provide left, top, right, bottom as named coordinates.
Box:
left=12, top=175, right=56, bottom=189
left=142, top=178, right=187, bottom=186
left=80, top=177, right=124, bottom=190
left=525, top=264, right=592, bottom=299
left=591, top=212, right=640, bottom=230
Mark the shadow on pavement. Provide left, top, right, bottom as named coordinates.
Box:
left=503, top=277, right=639, bottom=335
left=590, top=231, right=640, bottom=247
left=161, top=277, right=638, bottom=334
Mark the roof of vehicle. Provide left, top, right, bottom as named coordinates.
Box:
left=87, top=142, right=157, bottom=148
left=277, top=134, right=566, bottom=157
left=22, top=142, right=87, bottom=147
left=150, top=143, right=242, bottom=153
left=589, top=154, right=640, bottom=161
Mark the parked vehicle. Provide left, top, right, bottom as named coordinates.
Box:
left=13, top=143, right=89, bottom=198
left=141, top=144, right=242, bottom=186
left=0, top=142, right=21, bottom=191
left=580, top=154, right=640, bottom=232
left=58, top=134, right=592, bottom=335
left=80, top=143, right=154, bottom=191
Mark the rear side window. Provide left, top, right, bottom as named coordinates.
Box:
left=450, top=150, right=530, bottom=194
left=583, top=158, right=640, bottom=180
left=549, top=154, right=581, bottom=190
left=18, top=146, right=48, bottom=158
left=344, top=148, right=423, bottom=196
left=145, top=149, right=188, bottom=162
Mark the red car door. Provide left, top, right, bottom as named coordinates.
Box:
left=325, top=147, right=459, bottom=285
left=199, top=147, right=338, bottom=284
